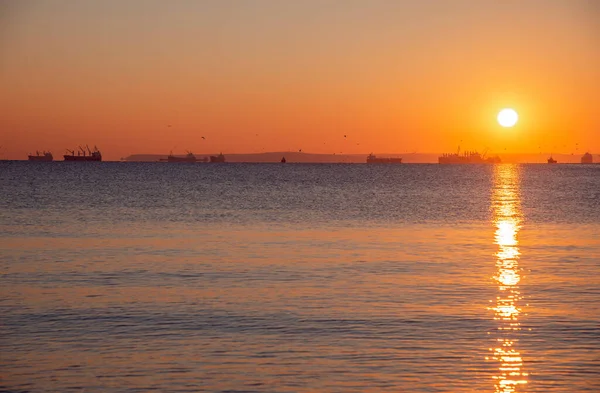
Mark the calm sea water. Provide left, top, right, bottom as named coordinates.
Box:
left=1, top=162, right=599, bottom=392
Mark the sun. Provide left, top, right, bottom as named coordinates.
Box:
left=497, top=108, right=518, bottom=128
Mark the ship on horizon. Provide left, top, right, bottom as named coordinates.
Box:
left=64, top=146, right=101, bottom=162
left=209, top=153, right=226, bottom=163
left=28, top=151, right=53, bottom=162
left=163, top=151, right=198, bottom=163
left=547, top=156, right=557, bottom=164
left=160, top=151, right=226, bottom=163
left=366, top=153, right=402, bottom=164
left=438, top=147, right=501, bottom=164
left=581, top=152, right=593, bottom=164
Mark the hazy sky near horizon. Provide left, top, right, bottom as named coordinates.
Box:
left=1, top=0, right=599, bottom=159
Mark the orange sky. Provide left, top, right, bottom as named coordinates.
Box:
left=1, top=1, right=599, bottom=160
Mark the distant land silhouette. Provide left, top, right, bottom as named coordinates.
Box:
left=126, top=152, right=370, bottom=163
left=124, top=152, right=595, bottom=164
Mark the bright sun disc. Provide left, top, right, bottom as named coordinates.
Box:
left=498, top=108, right=518, bottom=128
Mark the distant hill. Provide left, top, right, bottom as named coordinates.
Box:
left=123, top=152, right=597, bottom=164
left=125, top=152, right=433, bottom=163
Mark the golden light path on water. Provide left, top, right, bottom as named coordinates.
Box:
left=490, top=165, right=528, bottom=392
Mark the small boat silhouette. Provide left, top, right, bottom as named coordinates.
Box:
left=581, top=152, right=593, bottom=164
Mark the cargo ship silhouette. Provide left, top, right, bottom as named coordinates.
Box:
left=28, top=151, right=53, bottom=162
left=160, top=151, right=226, bottom=163
left=64, top=146, right=102, bottom=161
left=438, top=147, right=500, bottom=164
left=163, top=151, right=198, bottom=163
left=366, top=153, right=402, bottom=164
left=209, top=153, right=226, bottom=163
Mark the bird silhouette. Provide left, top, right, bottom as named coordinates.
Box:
left=201, top=136, right=206, bottom=140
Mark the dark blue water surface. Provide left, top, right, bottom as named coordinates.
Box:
left=1, top=162, right=599, bottom=392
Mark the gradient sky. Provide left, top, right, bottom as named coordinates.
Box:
left=1, top=0, right=599, bottom=160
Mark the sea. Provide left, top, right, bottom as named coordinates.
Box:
left=1, top=162, right=599, bottom=392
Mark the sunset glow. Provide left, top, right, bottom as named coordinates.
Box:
left=0, top=1, right=598, bottom=160
left=2, top=2, right=599, bottom=389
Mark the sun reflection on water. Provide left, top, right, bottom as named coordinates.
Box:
left=490, top=165, right=528, bottom=392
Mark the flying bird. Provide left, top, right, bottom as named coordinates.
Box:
left=201, top=136, right=206, bottom=140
